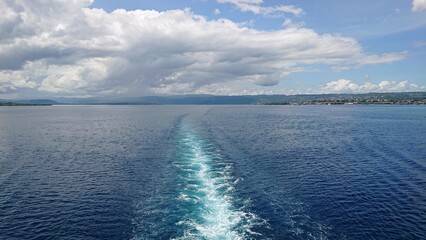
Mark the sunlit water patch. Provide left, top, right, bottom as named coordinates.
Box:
left=173, top=123, right=263, bottom=239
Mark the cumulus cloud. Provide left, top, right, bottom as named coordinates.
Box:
left=0, top=63, right=38, bottom=93
left=0, top=0, right=406, bottom=97
left=412, top=0, right=426, bottom=11
left=320, top=79, right=425, bottom=94
left=217, top=0, right=303, bottom=16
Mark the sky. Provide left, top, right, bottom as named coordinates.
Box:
left=0, top=0, right=425, bottom=98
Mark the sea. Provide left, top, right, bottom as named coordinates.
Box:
left=0, top=105, right=425, bottom=239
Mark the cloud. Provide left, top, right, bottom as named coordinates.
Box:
left=412, top=0, right=426, bottom=11
left=217, top=0, right=303, bottom=16
left=0, top=62, right=38, bottom=93
left=282, top=18, right=304, bottom=28
left=214, top=8, right=221, bottom=15
left=414, top=41, right=426, bottom=47
left=363, top=73, right=370, bottom=80
left=320, top=79, right=425, bottom=94
left=0, top=0, right=406, bottom=97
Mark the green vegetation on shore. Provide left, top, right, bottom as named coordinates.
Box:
left=258, top=92, right=426, bottom=105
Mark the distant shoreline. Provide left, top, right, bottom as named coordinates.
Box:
left=1, top=92, right=425, bottom=106
left=0, top=102, right=52, bottom=106
left=1, top=103, right=425, bottom=107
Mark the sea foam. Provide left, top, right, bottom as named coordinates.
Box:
left=173, top=124, right=262, bottom=240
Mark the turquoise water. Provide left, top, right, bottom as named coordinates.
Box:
left=0, top=105, right=425, bottom=239
left=173, top=122, right=262, bottom=239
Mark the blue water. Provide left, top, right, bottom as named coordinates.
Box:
left=0, top=105, right=425, bottom=239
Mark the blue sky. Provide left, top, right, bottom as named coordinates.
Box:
left=0, top=0, right=425, bottom=97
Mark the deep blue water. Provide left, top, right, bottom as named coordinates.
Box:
left=0, top=105, right=425, bottom=239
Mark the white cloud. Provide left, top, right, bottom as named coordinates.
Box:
left=38, top=57, right=121, bottom=94
left=412, top=0, right=426, bottom=11
left=414, top=41, right=426, bottom=47
left=364, top=73, right=370, bottom=79
left=217, top=0, right=303, bottom=16
left=320, top=79, right=425, bottom=94
left=0, top=64, right=38, bottom=93
left=214, top=8, right=221, bottom=15
left=0, top=0, right=406, bottom=97
left=282, top=18, right=304, bottom=28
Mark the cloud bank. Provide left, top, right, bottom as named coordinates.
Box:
left=320, top=79, right=425, bottom=94
left=0, top=0, right=406, bottom=97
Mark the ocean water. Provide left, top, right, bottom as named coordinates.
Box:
left=0, top=105, right=425, bottom=239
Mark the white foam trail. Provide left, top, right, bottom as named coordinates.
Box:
left=174, top=125, right=261, bottom=240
